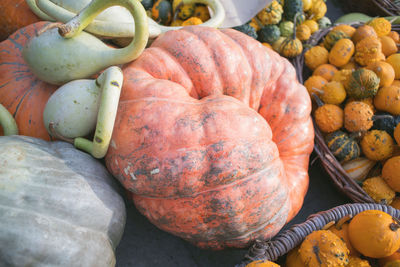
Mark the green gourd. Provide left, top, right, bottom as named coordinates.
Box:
left=279, top=21, right=294, bottom=37
left=23, top=0, right=149, bottom=85
left=283, top=0, right=303, bottom=21
left=325, top=130, right=361, bottom=162
left=26, top=0, right=225, bottom=39
left=345, top=68, right=380, bottom=99
left=152, top=0, right=173, bottom=25
left=0, top=112, right=126, bottom=266
left=258, top=24, right=281, bottom=44
left=43, top=66, right=123, bottom=158
left=318, top=16, right=332, bottom=29
left=0, top=104, right=18, bottom=136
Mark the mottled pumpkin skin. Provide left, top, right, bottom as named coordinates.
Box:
left=106, top=26, right=314, bottom=249
left=0, top=22, right=57, bottom=139
left=0, top=0, right=40, bottom=41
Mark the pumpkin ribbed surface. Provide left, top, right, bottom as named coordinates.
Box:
left=0, top=22, right=57, bottom=139
left=105, top=26, right=314, bottom=249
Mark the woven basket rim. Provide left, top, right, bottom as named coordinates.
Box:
left=292, top=22, right=400, bottom=205
left=237, top=203, right=400, bottom=266
left=372, top=0, right=400, bottom=16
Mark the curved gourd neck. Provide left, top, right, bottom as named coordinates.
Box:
left=58, top=0, right=149, bottom=65
left=0, top=104, right=18, bottom=136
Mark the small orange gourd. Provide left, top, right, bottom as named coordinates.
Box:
left=344, top=101, right=374, bottom=132
left=181, top=17, right=203, bottom=26
left=367, top=17, right=392, bottom=37
left=388, top=31, right=400, bottom=43
left=302, top=20, right=318, bottom=34
left=391, top=197, right=400, bottom=210
left=362, top=176, right=395, bottom=204
left=246, top=260, right=280, bottom=267
left=348, top=210, right=400, bottom=258
left=329, top=38, right=355, bottom=67
left=332, top=69, right=353, bottom=84
left=380, top=36, right=398, bottom=57
left=328, top=219, right=359, bottom=256
left=361, top=130, right=394, bottom=161
left=296, top=24, right=311, bottom=41
left=352, top=25, right=378, bottom=44
left=382, top=156, right=400, bottom=192
left=332, top=24, right=356, bottom=38
left=314, top=102, right=344, bottom=133
left=313, top=64, right=338, bottom=81
left=355, top=36, right=385, bottom=66
left=374, top=85, right=400, bottom=115
left=392, top=80, right=400, bottom=87
left=367, top=61, right=395, bottom=87
left=285, top=247, right=306, bottom=267
left=320, top=81, right=347, bottom=105
left=304, top=75, right=328, bottom=96
left=299, top=230, right=349, bottom=266
left=340, top=59, right=358, bottom=71
left=305, top=46, right=329, bottom=70
left=347, top=256, right=371, bottom=267
left=386, top=54, right=400, bottom=79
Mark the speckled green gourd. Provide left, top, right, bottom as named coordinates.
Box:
left=325, top=130, right=361, bottom=162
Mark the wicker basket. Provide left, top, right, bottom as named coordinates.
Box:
left=338, top=0, right=400, bottom=17
left=236, top=203, right=400, bottom=266
left=291, top=23, right=400, bottom=204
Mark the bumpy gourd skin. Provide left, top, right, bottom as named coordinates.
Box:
left=106, top=26, right=314, bottom=249
left=362, top=176, right=395, bottom=204
left=344, top=101, right=374, bottom=132
left=361, top=130, right=394, bottom=161
left=299, top=230, right=349, bottom=267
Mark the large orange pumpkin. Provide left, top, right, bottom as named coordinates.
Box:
left=0, top=1, right=40, bottom=41
left=0, top=22, right=57, bottom=139
left=106, top=26, right=314, bottom=249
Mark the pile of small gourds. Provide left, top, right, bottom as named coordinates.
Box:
left=305, top=18, right=400, bottom=208
left=141, top=0, right=211, bottom=26
left=245, top=209, right=400, bottom=267
left=233, top=0, right=331, bottom=58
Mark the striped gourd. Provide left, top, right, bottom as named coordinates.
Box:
left=325, top=130, right=360, bottom=162
left=341, top=157, right=376, bottom=182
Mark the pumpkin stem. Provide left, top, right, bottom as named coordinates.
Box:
left=0, top=104, right=18, bottom=136
left=311, top=93, right=324, bottom=107
left=73, top=66, right=123, bottom=159
left=57, top=0, right=149, bottom=65
left=48, top=122, right=74, bottom=144
left=37, top=22, right=62, bottom=36
left=390, top=222, right=400, bottom=231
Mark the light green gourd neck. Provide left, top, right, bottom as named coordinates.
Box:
left=0, top=104, right=18, bottom=136
left=27, top=0, right=225, bottom=38
left=58, top=0, right=149, bottom=65
left=48, top=66, right=123, bottom=159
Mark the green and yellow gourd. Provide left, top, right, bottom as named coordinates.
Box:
left=325, top=130, right=361, bottom=162
left=257, top=0, right=283, bottom=25
left=172, top=0, right=195, bottom=21
left=324, top=30, right=349, bottom=51
left=283, top=0, right=303, bottom=21
left=258, top=25, right=281, bottom=44
left=345, top=68, right=380, bottom=99
left=152, top=0, right=172, bottom=25
left=279, top=21, right=294, bottom=37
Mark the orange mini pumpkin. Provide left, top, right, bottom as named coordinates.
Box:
left=349, top=210, right=400, bottom=258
